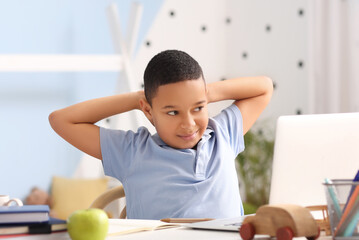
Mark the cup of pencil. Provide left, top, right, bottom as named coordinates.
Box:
left=323, top=179, right=359, bottom=239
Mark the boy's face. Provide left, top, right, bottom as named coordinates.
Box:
left=145, top=78, right=208, bottom=149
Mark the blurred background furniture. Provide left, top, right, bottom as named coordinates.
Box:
left=90, top=185, right=127, bottom=219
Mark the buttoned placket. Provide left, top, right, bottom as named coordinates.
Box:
left=194, top=130, right=213, bottom=179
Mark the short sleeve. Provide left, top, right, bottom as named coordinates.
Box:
left=212, top=104, right=245, bottom=155
left=100, top=126, right=151, bottom=182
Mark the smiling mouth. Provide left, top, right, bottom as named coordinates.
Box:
left=178, top=131, right=198, bottom=141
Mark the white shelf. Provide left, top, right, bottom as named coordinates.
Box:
left=0, top=54, right=123, bottom=72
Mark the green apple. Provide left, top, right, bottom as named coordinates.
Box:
left=67, top=208, right=109, bottom=240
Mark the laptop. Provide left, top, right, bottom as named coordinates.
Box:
left=186, top=216, right=247, bottom=231
left=188, top=112, right=359, bottom=231
left=269, top=112, right=359, bottom=206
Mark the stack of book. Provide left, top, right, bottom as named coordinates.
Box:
left=0, top=205, right=67, bottom=237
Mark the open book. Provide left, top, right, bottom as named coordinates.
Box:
left=107, top=219, right=180, bottom=237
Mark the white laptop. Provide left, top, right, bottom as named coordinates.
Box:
left=188, top=112, right=359, bottom=231
left=269, top=112, right=359, bottom=206
left=187, top=216, right=247, bottom=231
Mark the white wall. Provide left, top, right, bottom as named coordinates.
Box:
left=308, top=0, right=359, bottom=114
left=227, top=0, right=309, bottom=122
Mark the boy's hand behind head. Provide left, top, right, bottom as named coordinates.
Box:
left=136, top=90, right=146, bottom=109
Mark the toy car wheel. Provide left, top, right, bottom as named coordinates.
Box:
left=306, top=226, right=321, bottom=240
left=239, top=223, right=255, bottom=240
left=276, top=226, right=294, bottom=240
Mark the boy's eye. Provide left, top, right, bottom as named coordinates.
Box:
left=194, top=106, right=203, bottom=112
left=167, top=111, right=178, bottom=116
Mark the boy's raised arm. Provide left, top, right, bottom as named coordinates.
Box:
left=206, top=76, right=273, bottom=134
left=49, top=91, right=144, bottom=160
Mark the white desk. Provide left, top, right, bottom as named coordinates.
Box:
left=11, top=219, right=332, bottom=240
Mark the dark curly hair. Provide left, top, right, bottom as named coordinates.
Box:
left=143, top=50, right=204, bottom=105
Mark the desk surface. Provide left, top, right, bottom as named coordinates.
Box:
left=11, top=219, right=332, bottom=240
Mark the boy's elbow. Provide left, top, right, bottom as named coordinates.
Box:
left=263, top=76, right=273, bottom=87
left=261, top=76, right=274, bottom=94
left=258, top=76, right=273, bottom=104
left=48, top=110, right=62, bottom=132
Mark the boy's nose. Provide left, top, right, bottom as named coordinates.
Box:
left=180, top=114, right=195, bottom=129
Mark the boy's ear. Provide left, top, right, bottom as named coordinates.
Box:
left=139, top=98, right=154, bottom=125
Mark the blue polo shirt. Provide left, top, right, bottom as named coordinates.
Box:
left=100, top=104, right=245, bottom=219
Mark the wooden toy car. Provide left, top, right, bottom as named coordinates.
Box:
left=239, top=204, right=320, bottom=240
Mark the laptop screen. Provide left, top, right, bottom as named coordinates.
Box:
left=269, top=112, right=359, bottom=206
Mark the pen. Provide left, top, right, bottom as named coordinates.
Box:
left=343, top=170, right=359, bottom=212
left=343, top=205, right=359, bottom=237
left=324, top=178, right=342, bottom=219
left=160, top=218, right=214, bottom=223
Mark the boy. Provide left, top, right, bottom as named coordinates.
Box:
left=49, top=50, right=273, bottom=220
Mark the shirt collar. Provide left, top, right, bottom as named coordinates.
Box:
left=152, top=133, right=167, bottom=146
